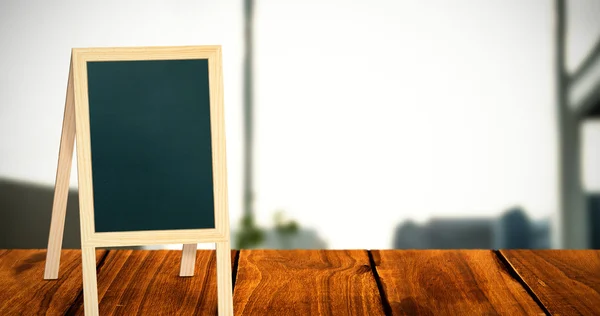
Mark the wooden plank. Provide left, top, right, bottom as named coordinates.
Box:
left=500, top=250, right=600, bottom=315
left=0, top=249, right=106, bottom=315
left=71, top=249, right=238, bottom=315
left=372, top=250, right=544, bottom=315
left=81, top=246, right=100, bottom=315
left=85, top=230, right=228, bottom=247
left=216, top=241, right=233, bottom=315
left=233, top=250, right=384, bottom=315
left=44, top=59, right=76, bottom=280
left=180, top=243, right=198, bottom=276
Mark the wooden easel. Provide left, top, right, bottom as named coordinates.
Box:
left=43, top=60, right=198, bottom=280
left=44, top=46, right=233, bottom=315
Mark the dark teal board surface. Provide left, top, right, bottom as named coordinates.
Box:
left=86, top=59, right=215, bottom=232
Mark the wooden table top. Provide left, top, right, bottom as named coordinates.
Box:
left=0, top=249, right=599, bottom=315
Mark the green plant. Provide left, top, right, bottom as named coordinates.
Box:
left=236, top=213, right=265, bottom=249
left=274, top=210, right=299, bottom=236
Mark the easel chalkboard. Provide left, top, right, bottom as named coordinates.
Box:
left=43, top=46, right=232, bottom=315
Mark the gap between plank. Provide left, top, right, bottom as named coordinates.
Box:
left=367, top=250, right=392, bottom=316
left=231, top=249, right=242, bottom=297
left=231, top=250, right=241, bottom=291
left=492, top=250, right=550, bottom=316
left=64, top=250, right=111, bottom=316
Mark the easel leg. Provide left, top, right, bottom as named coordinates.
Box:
left=216, top=241, right=233, bottom=315
left=81, top=246, right=100, bottom=316
left=179, top=243, right=198, bottom=276
left=44, top=62, right=75, bottom=280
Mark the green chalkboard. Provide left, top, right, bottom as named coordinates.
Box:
left=86, top=59, right=215, bottom=232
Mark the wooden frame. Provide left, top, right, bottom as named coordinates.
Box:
left=44, top=46, right=232, bottom=316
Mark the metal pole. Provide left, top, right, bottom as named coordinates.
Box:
left=243, top=0, right=255, bottom=218
left=555, top=0, right=589, bottom=248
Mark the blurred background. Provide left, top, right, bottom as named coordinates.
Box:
left=0, top=0, right=599, bottom=250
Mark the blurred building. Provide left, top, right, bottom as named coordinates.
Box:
left=493, top=208, right=532, bottom=249
left=531, top=219, right=552, bottom=249
left=393, top=207, right=551, bottom=249
left=256, top=228, right=327, bottom=249
left=393, top=218, right=494, bottom=249
left=0, top=179, right=81, bottom=249
left=393, top=220, right=430, bottom=249
left=428, top=218, right=494, bottom=249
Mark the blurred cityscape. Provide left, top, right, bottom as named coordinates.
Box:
left=231, top=193, right=600, bottom=250
left=234, top=0, right=600, bottom=250
left=393, top=207, right=551, bottom=249
left=0, top=1, right=599, bottom=250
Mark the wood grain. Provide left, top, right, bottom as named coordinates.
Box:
left=372, top=250, right=544, bottom=315
left=233, top=250, right=384, bottom=315
left=216, top=241, right=234, bottom=315
left=72, top=46, right=95, bottom=247
left=85, top=229, right=228, bottom=247
left=81, top=246, right=100, bottom=315
left=207, top=46, right=231, bottom=251
left=500, top=249, right=600, bottom=315
left=44, top=59, right=76, bottom=280
left=0, top=249, right=106, bottom=315
left=71, top=250, right=237, bottom=315
left=71, top=46, right=222, bottom=61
